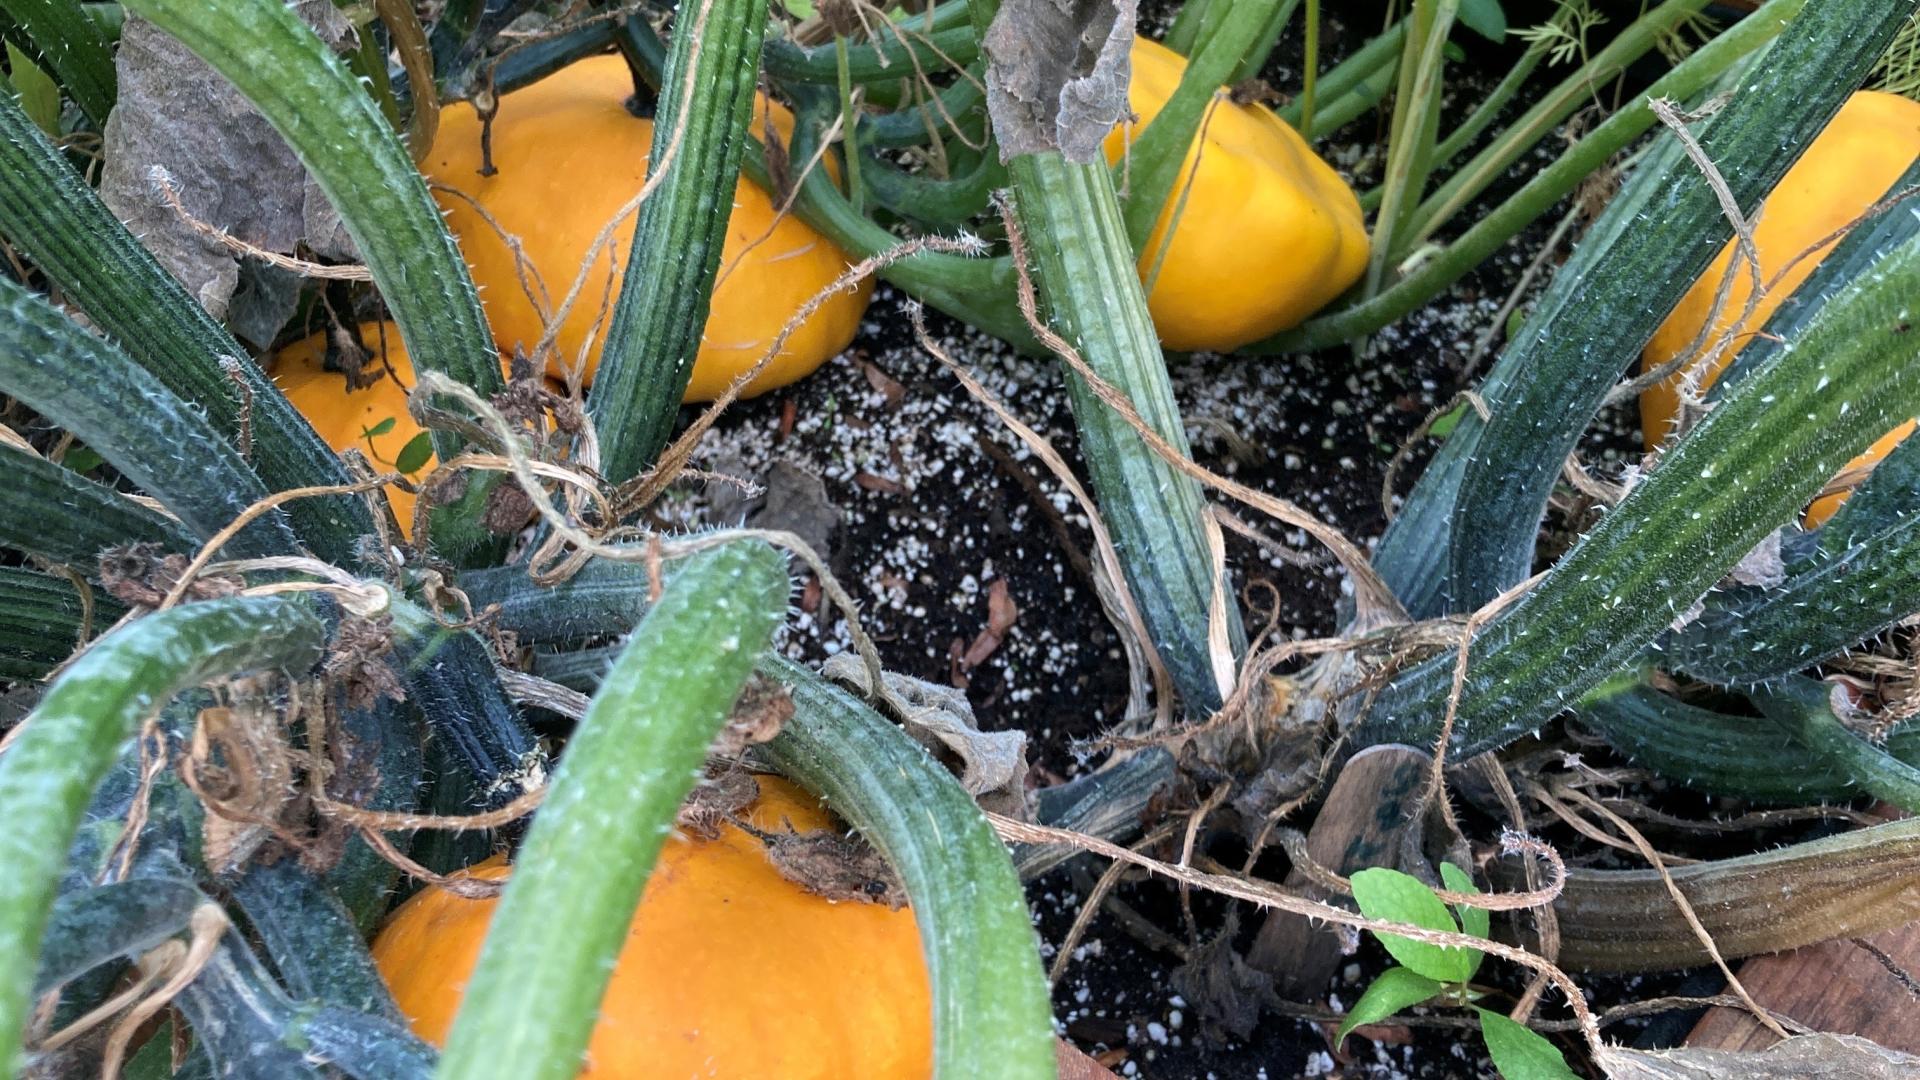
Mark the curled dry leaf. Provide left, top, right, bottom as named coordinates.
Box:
left=982, top=0, right=1138, bottom=163
left=100, top=2, right=358, bottom=326
left=749, top=822, right=909, bottom=910
left=711, top=674, right=794, bottom=758
left=322, top=613, right=404, bottom=711
left=960, top=578, right=1021, bottom=669
left=1170, top=926, right=1279, bottom=1042
left=99, top=542, right=242, bottom=609
left=822, top=652, right=1032, bottom=818
left=677, top=770, right=761, bottom=841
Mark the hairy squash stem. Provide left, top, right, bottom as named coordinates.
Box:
left=1005, top=154, right=1245, bottom=709
left=1753, top=677, right=1920, bottom=813
left=1666, top=446, right=1920, bottom=683
left=433, top=543, right=788, bottom=1080
left=0, top=569, right=126, bottom=682
left=1363, top=0, right=1458, bottom=301
left=124, top=0, right=503, bottom=466
left=762, top=656, right=1056, bottom=1080
left=1438, top=0, right=1913, bottom=611
left=1253, top=0, right=1801, bottom=355
left=1543, top=816, right=1920, bottom=971
left=588, top=0, right=770, bottom=482
left=0, top=91, right=374, bottom=562
left=1574, top=676, right=1875, bottom=803
left=457, top=557, right=1063, bottom=1077
left=0, top=0, right=117, bottom=124
left=971, top=0, right=1243, bottom=706
left=0, top=596, right=328, bottom=1075
left=0, top=449, right=197, bottom=569
left=1400, top=0, right=1713, bottom=257
left=0, top=277, right=299, bottom=558
left=762, top=24, right=979, bottom=84
left=746, top=95, right=1037, bottom=345
left=1358, top=215, right=1920, bottom=757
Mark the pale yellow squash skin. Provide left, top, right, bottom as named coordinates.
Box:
left=1640, top=90, right=1920, bottom=527
left=1105, top=36, right=1370, bottom=353
left=371, top=777, right=933, bottom=1079
left=425, top=56, right=871, bottom=400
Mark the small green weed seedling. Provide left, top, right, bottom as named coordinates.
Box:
left=1341, top=864, right=1578, bottom=1080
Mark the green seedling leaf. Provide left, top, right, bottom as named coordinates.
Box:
left=1440, top=861, right=1489, bottom=979
left=1440, top=862, right=1490, bottom=938
left=1429, top=401, right=1469, bottom=439
left=394, top=431, right=434, bottom=476
left=362, top=416, right=398, bottom=439
left=1476, top=1008, right=1580, bottom=1080
left=59, top=446, right=104, bottom=475
left=5, top=44, right=60, bottom=136
left=1350, top=867, right=1477, bottom=983
left=1337, top=966, right=1444, bottom=1042
left=1458, top=0, right=1507, bottom=42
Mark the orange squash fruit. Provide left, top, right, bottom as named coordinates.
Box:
left=1640, top=90, right=1920, bottom=527
left=271, top=321, right=434, bottom=534
left=370, top=776, right=932, bottom=1078
left=1104, top=36, right=1369, bottom=352
left=424, top=55, right=871, bottom=398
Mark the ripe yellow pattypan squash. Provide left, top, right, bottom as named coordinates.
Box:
left=1641, top=90, right=1920, bottom=528
left=1105, top=36, right=1369, bottom=353
left=425, top=55, right=871, bottom=399
left=372, top=778, right=931, bottom=1078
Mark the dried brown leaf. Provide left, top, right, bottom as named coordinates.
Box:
left=981, top=0, right=1137, bottom=162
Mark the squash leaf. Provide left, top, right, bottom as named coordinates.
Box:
left=394, top=431, right=434, bottom=476
left=1458, top=0, right=1507, bottom=42
left=1439, top=861, right=1491, bottom=945
left=1337, top=966, right=1443, bottom=1042
left=1476, top=1008, right=1580, bottom=1080
left=1349, top=867, right=1478, bottom=984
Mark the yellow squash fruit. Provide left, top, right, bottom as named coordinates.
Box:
left=1105, top=36, right=1369, bottom=353
left=370, top=776, right=932, bottom=1079
left=425, top=56, right=871, bottom=399
left=1641, top=90, right=1920, bottom=527
left=271, top=321, right=434, bottom=533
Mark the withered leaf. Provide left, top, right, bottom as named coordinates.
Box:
left=982, top=0, right=1137, bottom=162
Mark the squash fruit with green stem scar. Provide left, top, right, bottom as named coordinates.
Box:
left=1106, top=36, right=1369, bottom=353
left=1641, top=90, right=1920, bottom=528
left=424, top=55, right=872, bottom=399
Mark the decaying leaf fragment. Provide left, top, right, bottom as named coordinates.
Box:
left=99, top=2, right=358, bottom=329
left=981, top=0, right=1138, bottom=162
left=822, top=653, right=1031, bottom=817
